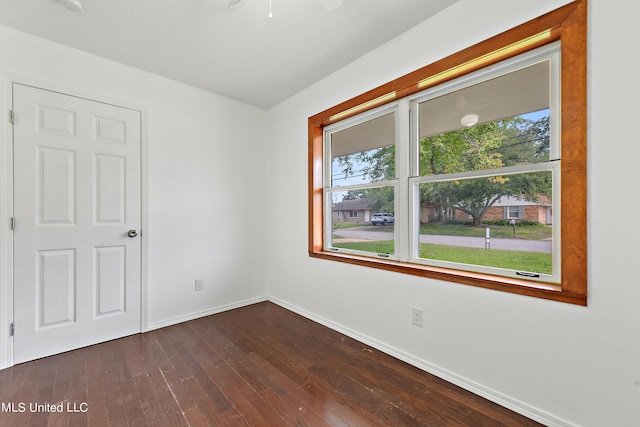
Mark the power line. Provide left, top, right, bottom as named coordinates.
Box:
left=489, top=137, right=548, bottom=151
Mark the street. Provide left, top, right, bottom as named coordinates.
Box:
left=333, top=226, right=552, bottom=253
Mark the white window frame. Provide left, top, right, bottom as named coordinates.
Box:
left=323, top=103, right=403, bottom=260
left=406, top=43, right=561, bottom=284
left=322, top=43, right=562, bottom=283
left=409, top=163, right=561, bottom=283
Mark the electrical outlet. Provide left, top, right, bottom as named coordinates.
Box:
left=411, top=307, right=423, bottom=327
left=195, top=278, right=204, bottom=291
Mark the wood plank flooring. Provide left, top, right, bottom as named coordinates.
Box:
left=0, top=302, right=542, bottom=426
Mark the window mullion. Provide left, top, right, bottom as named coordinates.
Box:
left=550, top=49, right=562, bottom=161
left=396, top=98, right=410, bottom=262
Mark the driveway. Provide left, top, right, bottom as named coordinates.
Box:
left=333, top=227, right=552, bottom=253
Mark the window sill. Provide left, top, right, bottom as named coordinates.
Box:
left=309, top=249, right=586, bottom=306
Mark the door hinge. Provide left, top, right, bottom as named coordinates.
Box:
left=10, top=217, right=15, bottom=231
left=9, top=110, right=14, bottom=125
left=10, top=322, right=15, bottom=337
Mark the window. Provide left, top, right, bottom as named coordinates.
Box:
left=309, top=1, right=587, bottom=305
left=325, top=111, right=397, bottom=256
left=505, top=206, right=524, bottom=220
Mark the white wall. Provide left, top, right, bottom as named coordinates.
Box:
left=266, top=1, right=640, bottom=426
left=0, top=25, right=269, bottom=342
left=1, top=1, right=638, bottom=425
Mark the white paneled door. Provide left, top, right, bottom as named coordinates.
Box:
left=12, top=84, right=141, bottom=364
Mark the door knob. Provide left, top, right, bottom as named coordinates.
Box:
left=127, top=229, right=138, bottom=238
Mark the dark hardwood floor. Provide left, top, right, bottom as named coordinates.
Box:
left=0, top=302, right=542, bottom=426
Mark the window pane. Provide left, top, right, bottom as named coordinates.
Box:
left=417, top=170, right=553, bottom=276
left=506, top=206, right=523, bottom=219
left=329, top=188, right=395, bottom=256
left=330, top=112, right=396, bottom=186
left=418, top=61, right=551, bottom=176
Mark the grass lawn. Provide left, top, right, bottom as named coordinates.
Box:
left=332, top=222, right=374, bottom=229
left=333, top=240, right=395, bottom=254
left=332, top=221, right=551, bottom=240
left=332, top=240, right=552, bottom=274
left=419, top=222, right=552, bottom=240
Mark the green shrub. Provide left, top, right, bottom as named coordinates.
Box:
left=483, top=219, right=539, bottom=226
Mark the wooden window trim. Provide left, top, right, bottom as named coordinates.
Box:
left=308, top=1, right=587, bottom=306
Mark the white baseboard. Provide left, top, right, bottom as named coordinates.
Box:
left=146, top=295, right=268, bottom=331
left=268, top=296, right=577, bottom=427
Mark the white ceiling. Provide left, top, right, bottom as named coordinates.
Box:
left=0, top=0, right=459, bottom=109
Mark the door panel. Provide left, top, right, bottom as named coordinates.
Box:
left=13, top=84, right=142, bottom=364
left=95, top=245, right=126, bottom=316
left=37, top=147, right=76, bottom=225
left=38, top=249, right=76, bottom=327
left=95, top=154, right=126, bottom=224
left=37, top=104, right=76, bottom=136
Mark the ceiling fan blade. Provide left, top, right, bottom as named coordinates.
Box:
left=316, top=0, right=344, bottom=11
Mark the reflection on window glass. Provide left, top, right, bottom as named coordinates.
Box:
left=419, top=109, right=550, bottom=176
left=417, top=171, right=553, bottom=276
left=329, top=188, right=395, bottom=255
left=418, top=60, right=552, bottom=176
left=331, top=112, right=396, bottom=186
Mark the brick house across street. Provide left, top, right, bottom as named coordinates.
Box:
left=333, top=195, right=551, bottom=225
left=332, top=198, right=371, bottom=223
left=420, top=195, right=552, bottom=225
left=483, top=195, right=552, bottom=224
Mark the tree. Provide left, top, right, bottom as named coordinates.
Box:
left=335, top=145, right=396, bottom=214
left=420, top=121, right=504, bottom=175
left=418, top=116, right=551, bottom=225
left=342, top=189, right=369, bottom=200
left=367, top=186, right=395, bottom=214
left=333, top=114, right=551, bottom=225
left=420, top=121, right=504, bottom=225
